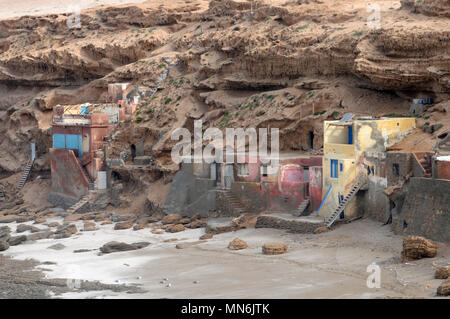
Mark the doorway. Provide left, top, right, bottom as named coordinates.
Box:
left=131, top=144, right=136, bottom=161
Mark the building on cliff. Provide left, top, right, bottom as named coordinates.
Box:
left=49, top=84, right=137, bottom=209
left=163, top=153, right=322, bottom=217
left=319, top=116, right=416, bottom=226
left=382, top=127, right=450, bottom=242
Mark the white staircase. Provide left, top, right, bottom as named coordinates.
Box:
left=16, top=159, right=34, bottom=191
left=324, top=181, right=364, bottom=228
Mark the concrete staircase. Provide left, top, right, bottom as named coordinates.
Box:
left=80, top=165, right=95, bottom=190
left=324, top=181, right=363, bottom=228
left=66, top=195, right=90, bottom=214
left=221, top=190, right=246, bottom=215
left=415, top=153, right=432, bottom=177
left=16, top=159, right=34, bottom=191
left=293, top=198, right=310, bottom=216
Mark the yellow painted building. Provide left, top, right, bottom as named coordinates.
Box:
left=320, top=117, right=416, bottom=220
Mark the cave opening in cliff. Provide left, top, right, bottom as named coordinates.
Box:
left=309, top=131, right=314, bottom=149
left=111, top=170, right=122, bottom=181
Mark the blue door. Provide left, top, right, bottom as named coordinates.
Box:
left=348, top=126, right=353, bottom=144
left=52, top=134, right=82, bottom=157
left=53, top=134, right=65, bottom=149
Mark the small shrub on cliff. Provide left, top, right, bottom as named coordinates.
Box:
left=331, top=111, right=340, bottom=119
left=295, top=24, right=309, bottom=31
left=219, top=112, right=232, bottom=128
left=353, top=30, right=364, bottom=37
left=135, top=116, right=143, bottom=123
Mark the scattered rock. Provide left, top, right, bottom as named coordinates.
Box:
left=0, top=226, right=11, bottom=241
left=188, top=219, right=207, bottom=229
left=401, top=236, right=437, bottom=261
left=94, top=214, right=108, bottom=222
left=101, top=221, right=112, bottom=225
left=73, top=249, right=93, bottom=253
left=164, top=238, right=178, bottom=242
left=83, top=221, right=98, bottom=232
left=200, top=233, right=213, bottom=240
left=179, top=218, right=191, bottom=224
left=54, top=224, right=77, bottom=239
left=64, top=215, right=82, bottom=223
left=100, top=241, right=150, bottom=254
left=435, top=266, right=450, bottom=279
left=30, top=226, right=43, bottom=233
left=262, top=242, right=288, bottom=255
left=27, top=231, right=53, bottom=241
left=80, top=214, right=96, bottom=220
left=161, top=223, right=174, bottom=230
left=231, top=214, right=257, bottom=229
left=437, top=279, right=450, bottom=296
left=7, top=235, right=27, bottom=246
left=133, top=223, right=147, bottom=230
left=16, top=224, right=31, bottom=233
left=228, top=238, right=248, bottom=250
left=114, top=220, right=134, bottom=230
left=162, top=213, right=182, bottom=225
left=15, top=216, right=33, bottom=223
left=314, top=226, right=330, bottom=234
left=47, top=243, right=66, bottom=250
left=33, top=217, right=46, bottom=224
left=191, top=213, right=201, bottom=220
left=148, top=212, right=165, bottom=223
left=0, top=241, right=9, bottom=251
left=0, top=215, right=18, bottom=223
left=152, top=230, right=164, bottom=234
left=175, top=241, right=205, bottom=249
left=111, top=214, right=134, bottom=223
left=133, top=218, right=149, bottom=230
left=167, top=224, right=185, bottom=233
left=46, top=222, right=60, bottom=228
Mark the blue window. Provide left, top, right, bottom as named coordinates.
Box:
left=348, top=126, right=353, bottom=144
left=331, top=159, right=338, bottom=178
left=340, top=163, right=343, bottom=172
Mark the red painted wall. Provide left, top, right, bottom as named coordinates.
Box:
left=437, top=160, right=450, bottom=180
left=309, top=166, right=323, bottom=212
left=50, top=148, right=89, bottom=200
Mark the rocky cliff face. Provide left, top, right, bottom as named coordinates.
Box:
left=0, top=0, right=448, bottom=177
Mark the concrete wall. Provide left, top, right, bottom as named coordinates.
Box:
left=392, top=177, right=450, bottom=242
left=364, top=176, right=389, bottom=222
left=230, top=182, right=265, bottom=213
left=386, top=153, right=412, bottom=186
left=163, top=163, right=217, bottom=217
left=49, top=148, right=89, bottom=206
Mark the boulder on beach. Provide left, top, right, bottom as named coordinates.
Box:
left=228, top=238, right=248, bottom=250
left=100, top=241, right=150, bottom=254
left=262, top=242, right=288, bottom=255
